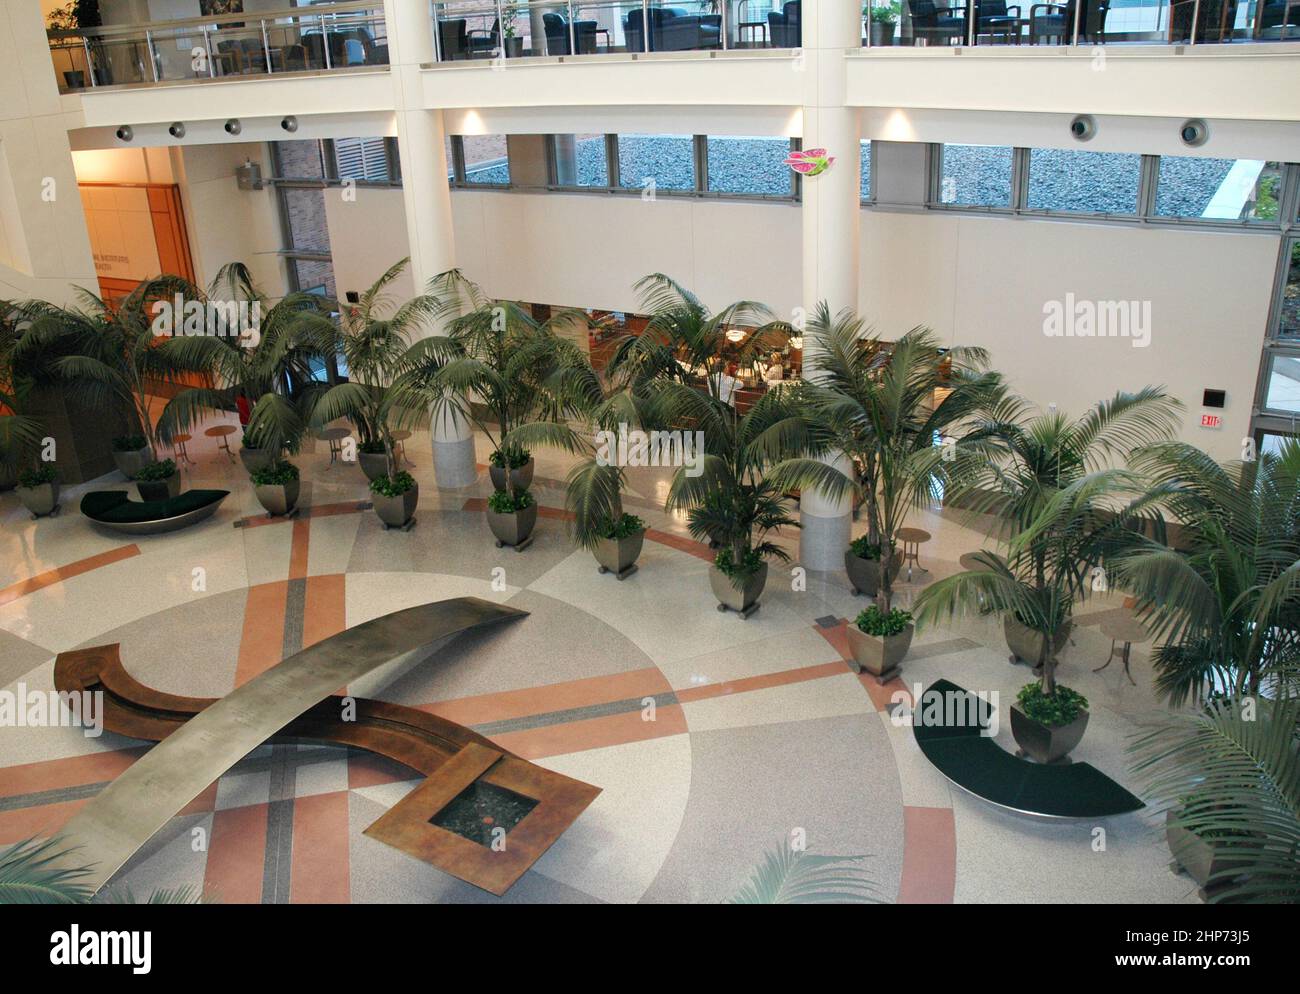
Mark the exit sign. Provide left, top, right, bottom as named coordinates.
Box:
left=1200, top=413, right=1223, bottom=429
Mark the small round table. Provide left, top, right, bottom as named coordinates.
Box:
left=390, top=429, right=413, bottom=468
left=1096, top=614, right=1151, bottom=686
left=172, top=433, right=195, bottom=466
left=316, top=427, right=351, bottom=466
left=897, top=527, right=932, bottom=582
left=204, top=425, right=237, bottom=462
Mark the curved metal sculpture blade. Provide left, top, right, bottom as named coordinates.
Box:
left=51, top=597, right=598, bottom=896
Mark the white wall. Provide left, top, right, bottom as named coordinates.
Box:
left=858, top=210, right=1276, bottom=461
left=174, top=141, right=285, bottom=294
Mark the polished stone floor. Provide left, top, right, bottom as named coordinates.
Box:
left=0, top=410, right=1200, bottom=903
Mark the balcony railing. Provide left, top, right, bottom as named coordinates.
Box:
left=862, top=0, right=1299, bottom=48
left=47, top=1, right=387, bottom=93
left=429, top=0, right=1299, bottom=59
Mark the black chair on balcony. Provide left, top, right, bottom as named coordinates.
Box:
left=543, top=11, right=600, bottom=54
left=907, top=0, right=968, bottom=43
left=438, top=17, right=470, bottom=59
left=1169, top=0, right=1238, bottom=41
left=626, top=7, right=722, bottom=52
left=768, top=0, right=802, bottom=47
left=975, top=0, right=1023, bottom=40
left=1029, top=0, right=1109, bottom=43
left=467, top=19, right=504, bottom=57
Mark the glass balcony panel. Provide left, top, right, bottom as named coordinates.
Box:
left=896, top=0, right=969, bottom=46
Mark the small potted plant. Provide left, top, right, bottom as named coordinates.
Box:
left=866, top=2, right=900, bottom=46
left=844, top=534, right=900, bottom=597
left=709, top=546, right=768, bottom=619
left=846, top=604, right=914, bottom=680
left=111, top=434, right=152, bottom=479
left=487, top=487, right=537, bottom=549
left=357, top=440, right=391, bottom=482
left=135, top=458, right=180, bottom=502
left=15, top=464, right=60, bottom=518
left=370, top=470, right=418, bottom=530
left=501, top=2, right=524, bottom=56
left=1010, top=682, right=1089, bottom=764
left=593, top=513, right=646, bottom=579
left=251, top=460, right=300, bottom=518
left=489, top=446, right=534, bottom=492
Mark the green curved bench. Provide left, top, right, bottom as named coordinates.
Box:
left=81, top=489, right=230, bottom=535
left=913, top=679, right=1144, bottom=819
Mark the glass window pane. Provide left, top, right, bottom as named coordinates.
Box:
left=1265, top=354, right=1300, bottom=413
left=937, top=144, right=1013, bottom=208
left=460, top=134, right=510, bottom=186
left=553, top=134, right=608, bottom=188
left=861, top=141, right=871, bottom=201
left=1279, top=240, right=1299, bottom=341
left=282, top=188, right=331, bottom=254
left=445, top=136, right=454, bottom=180
left=276, top=140, right=327, bottom=180
left=1156, top=157, right=1283, bottom=221
left=617, top=134, right=694, bottom=192
left=1026, top=149, right=1141, bottom=215
left=706, top=136, right=791, bottom=197
left=1261, top=433, right=1296, bottom=457
left=290, top=258, right=336, bottom=299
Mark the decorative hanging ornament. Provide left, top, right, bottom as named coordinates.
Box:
left=785, top=148, right=835, bottom=176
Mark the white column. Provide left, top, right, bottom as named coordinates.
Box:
left=383, top=0, right=477, bottom=488
left=798, top=0, right=861, bottom=570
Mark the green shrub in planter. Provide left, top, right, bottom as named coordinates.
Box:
left=487, top=487, right=535, bottom=513
left=714, top=546, right=765, bottom=579
left=849, top=536, right=885, bottom=560
left=854, top=604, right=913, bottom=637
left=112, top=434, right=147, bottom=452
left=17, top=464, right=58, bottom=488
left=1015, top=682, right=1088, bottom=728
left=135, top=458, right=177, bottom=482
left=250, top=460, right=300, bottom=487
left=370, top=471, right=416, bottom=498
left=600, top=513, right=646, bottom=540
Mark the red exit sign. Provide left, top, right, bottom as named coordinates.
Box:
left=1200, top=414, right=1223, bottom=429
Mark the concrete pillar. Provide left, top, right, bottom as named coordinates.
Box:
left=798, top=0, right=861, bottom=570
left=383, top=0, right=477, bottom=488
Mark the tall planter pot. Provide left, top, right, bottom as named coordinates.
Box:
left=845, top=623, right=914, bottom=681
left=709, top=562, right=767, bottom=619
left=1010, top=704, right=1089, bottom=764
left=594, top=528, right=645, bottom=580
left=844, top=550, right=901, bottom=597
left=373, top=482, right=418, bottom=530
left=359, top=450, right=390, bottom=482
left=16, top=481, right=60, bottom=518
left=113, top=446, right=152, bottom=480
left=1004, top=616, right=1072, bottom=668
left=137, top=473, right=181, bottom=503
left=489, top=457, right=535, bottom=493
left=1165, top=810, right=1255, bottom=890
left=869, top=21, right=896, bottom=45
left=487, top=502, right=538, bottom=549
left=239, top=446, right=276, bottom=475
left=254, top=480, right=300, bottom=517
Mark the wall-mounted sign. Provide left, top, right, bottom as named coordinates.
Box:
left=785, top=148, right=835, bottom=177
left=1200, top=413, right=1224, bottom=429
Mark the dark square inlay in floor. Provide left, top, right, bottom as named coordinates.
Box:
left=430, top=780, right=539, bottom=848
left=815, top=615, right=842, bottom=629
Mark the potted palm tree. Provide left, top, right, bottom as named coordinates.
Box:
left=15, top=464, right=59, bottom=518
left=1122, top=438, right=1300, bottom=899
left=916, top=388, right=1181, bottom=762
left=250, top=460, right=300, bottom=518
left=405, top=271, right=602, bottom=550
left=847, top=604, right=914, bottom=680
left=310, top=260, right=439, bottom=530
left=16, top=277, right=208, bottom=476
left=763, top=307, right=1000, bottom=623
left=867, top=2, right=900, bottom=45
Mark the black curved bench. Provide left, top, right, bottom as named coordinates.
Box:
left=914, top=679, right=1144, bottom=819
left=81, top=489, right=230, bottom=535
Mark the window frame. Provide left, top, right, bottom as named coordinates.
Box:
left=926, top=142, right=1018, bottom=214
